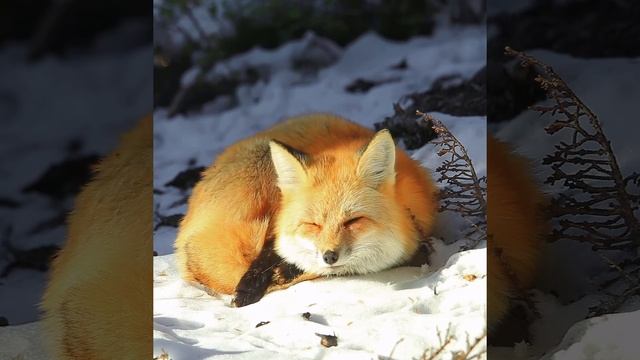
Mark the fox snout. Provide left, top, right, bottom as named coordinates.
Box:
left=319, top=245, right=351, bottom=267
left=322, top=250, right=339, bottom=265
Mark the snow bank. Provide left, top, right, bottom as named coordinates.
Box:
left=541, top=309, right=639, bottom=360
left=490, top=309, right=640, bottom=360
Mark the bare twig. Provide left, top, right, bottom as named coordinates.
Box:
left=422, top=326, right=455, bottom=360
left=506, top=47, right=640, bottom=318
left=505, top=47, right=640, bottom=248
left=418, top=111, right=487, bottom=247
left=452, top=330, right=487, bottom=360
left=153, top=349, right=172, bottom=360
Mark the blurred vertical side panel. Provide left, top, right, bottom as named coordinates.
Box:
left=0, top=0, right=152, bottom=359
left=487, top=0, right=640, bottom=359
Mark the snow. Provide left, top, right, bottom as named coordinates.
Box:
left=540, top=309, right=639, bottom=360
left=153, top=22, right=487, bottom=359
left=491, top=51, right=640, bottom=359
left=204, top=32, right=341, bottom=82
left=0, top=321, right=47, bottom=360
left=154, top=240, right=486, bottom=360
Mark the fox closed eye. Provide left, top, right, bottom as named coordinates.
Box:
left=343, top=216, right=365, bottom=229
left=299, top=222, right=322, bottom=231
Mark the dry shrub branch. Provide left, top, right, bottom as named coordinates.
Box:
left=418, top=111, right=487, bottom=249
left=505, top=46, right=640, bottom=249
left=506, top=47, right=640, bottom=316
left=419, top=326, right=487, bottom=360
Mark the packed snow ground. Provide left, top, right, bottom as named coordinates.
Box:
left=490, top=51, right=640, bottom=359
left=153, top=24, right=489, bottom=359
left=154, top=241, right=486, bottom=360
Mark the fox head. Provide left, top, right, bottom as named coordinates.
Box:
left=270, top=129, right=417, bottom=276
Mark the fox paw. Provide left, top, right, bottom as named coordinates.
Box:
left=231, top=282, right=266, bottom=307
left=232, top=266, right=272, bottom=307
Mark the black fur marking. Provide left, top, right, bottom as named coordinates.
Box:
left=275, top=260, right=304, bottom=283
left=232, top=241, right=281, bottom=307
left=232, top=240, right=305, bottom=307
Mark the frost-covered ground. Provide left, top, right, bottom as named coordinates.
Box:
left=0, top=19, right=151, bottom=359
left=153, top=22, right=488, bottom=359
left=491, top=51, right=640, bottom=359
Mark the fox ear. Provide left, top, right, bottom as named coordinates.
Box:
left=357, top=129, right=396, bottom=187
left=269, top=140, right=308, bottom=189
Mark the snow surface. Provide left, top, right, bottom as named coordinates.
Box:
left=154, top=241, right=486, bottom=360
left=153, top=24, right=488, bottom=359
left=0, top=321, right=48, bottom=360
left=540, top=309, right=638, bottom=360
left=490, top=51, right=640, bottom=359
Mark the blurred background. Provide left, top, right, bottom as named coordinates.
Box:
left=154, top=0, right=484, bottom=117
left=0, top=0, right=152, bottom=326
left=488, top=0, right=640, bottom=358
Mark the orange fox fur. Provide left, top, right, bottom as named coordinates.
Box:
left=487, top=135, right=548, bottom=328
left=40, top=116, right=152, bottom=359
left=175, top=113, right=438, bottom=296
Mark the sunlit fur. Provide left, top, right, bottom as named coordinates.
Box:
left=487, top=135, right=548, bottom=329
left=40, top=116, right=152, bottom=359
left=175, top=113, right=438, bottom=295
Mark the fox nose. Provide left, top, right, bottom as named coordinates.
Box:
left=323, top=250, right=339, bottom=265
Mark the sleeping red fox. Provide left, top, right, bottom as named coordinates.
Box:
left=175, top=113, right=439, bottom=306
left=40, top=116, right=152, bottom=359
left=487, top=135, right=548, bottom=330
